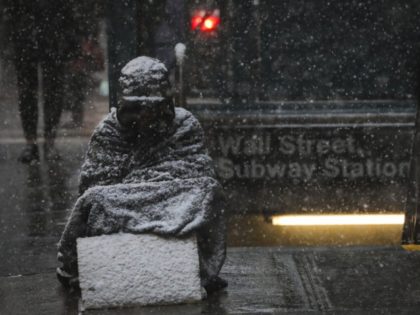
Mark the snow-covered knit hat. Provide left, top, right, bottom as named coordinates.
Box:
left=119, top=56, right=171, bottom=97
left=117, top=56, right=175, bottom=131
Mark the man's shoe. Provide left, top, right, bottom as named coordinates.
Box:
left=56, top=267, right=79, bottom=290
left=204, top=276, right=228, bottom=295
left=18, top=144, right=39, bottom=164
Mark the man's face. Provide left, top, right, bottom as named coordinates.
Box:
left=116, top=97, right=169, bottom=132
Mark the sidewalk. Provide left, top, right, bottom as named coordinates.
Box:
left=3, top=242, right=420, bottom=314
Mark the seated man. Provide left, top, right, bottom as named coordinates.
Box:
left=57, top=56, right=227, bottom=294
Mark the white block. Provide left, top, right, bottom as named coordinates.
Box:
left=77, top=233, right=203, bottom=310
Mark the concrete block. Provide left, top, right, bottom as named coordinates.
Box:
left=77, top=233, right=203, bottom=310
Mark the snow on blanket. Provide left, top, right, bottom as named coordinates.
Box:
left=58, top=107, right=226, bottom=284
left=79, top=106, right=220, bottom=235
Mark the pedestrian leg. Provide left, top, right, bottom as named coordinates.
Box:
left=15, top=53, right=40, bottom=163
left=42, top=60, right=64, bottom=160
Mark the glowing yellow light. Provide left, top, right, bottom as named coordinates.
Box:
left=402, top=245, right=420, bottom=251
left=272, top=214, right=405, bottom=226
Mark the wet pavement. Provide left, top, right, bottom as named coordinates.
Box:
left=2, top=95, right=420, bottom=314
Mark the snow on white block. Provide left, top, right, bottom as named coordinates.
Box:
left=77, top=233, right=203, bottom=310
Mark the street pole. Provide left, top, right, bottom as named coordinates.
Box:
left=402, top=93, right=420, bottom=244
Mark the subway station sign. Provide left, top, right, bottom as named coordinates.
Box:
left=190, top=101, right=416, bottom=213
left=210, top=129, right=411, bottom=182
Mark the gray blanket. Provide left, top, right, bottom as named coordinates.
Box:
left=58, top=107, right=226, bottom=285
